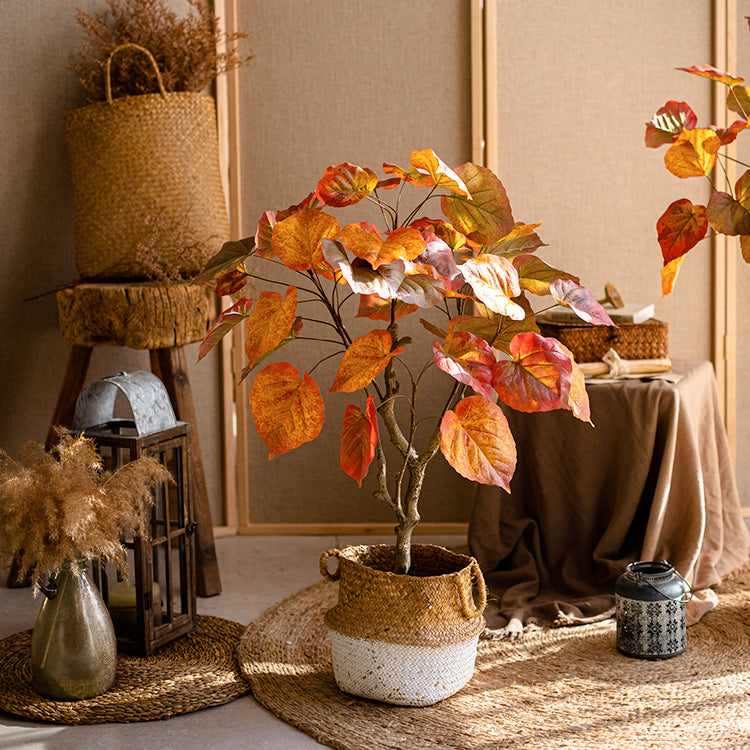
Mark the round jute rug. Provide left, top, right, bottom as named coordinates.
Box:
left=237, top=566, right=750, bottom=750
left=0, top=615, right=250, bottom=724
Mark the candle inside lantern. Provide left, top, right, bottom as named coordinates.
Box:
left=107, top=580, right=163, bottom=638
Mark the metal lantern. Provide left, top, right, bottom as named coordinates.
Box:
left=72, top=370, right=197, bottom=655
left=615, top=560, right=692, bottom=660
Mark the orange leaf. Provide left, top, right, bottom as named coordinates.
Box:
left=441, top=163, right=515, bottom=244
left=660, top=256, right=684, bottom=296
left=340, top=224, right=426, bottom=268
left=409, top=149, right=470, bottom=197
left=492, top=332, right=573, bottom=412
left=340, top=396, right=378, bottom=486
left=663, top=128, right=721, bottom=178
left=271, top=208, right=340, bottom=271
left=656, top=199, right=708, bottom=262
left=356, top=294, right=417, bottom=321
left=248, top=363, right=325, bottom=458
left=316, top=163, right=378, bottom=207
left=329, top=330, right=403, bottom=393
left=439, top=396, right=516, bottom=489
left=245, top=287, right=298, bottom=370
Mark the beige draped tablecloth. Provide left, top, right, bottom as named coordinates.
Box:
left=468, top=360, right=749, bottom=630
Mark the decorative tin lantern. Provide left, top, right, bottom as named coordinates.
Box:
left=72, top=370, right=197, bottom=655
left=615, top=560, right=692, bottom=660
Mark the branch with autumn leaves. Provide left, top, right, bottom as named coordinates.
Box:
left=646, top=63, right=750, bottom=294
left=196, top=149, right=614, bottom=573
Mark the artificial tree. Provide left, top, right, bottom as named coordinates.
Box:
left=198, top=148, right=614, bottom=574
left=645, top=64, right=750, bottom=294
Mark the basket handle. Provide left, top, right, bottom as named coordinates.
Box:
left=319, top=548, right=341, bottom=581
left=456, top=559, right=487, bottom=619
left=105, top=43, right=167, bottom=104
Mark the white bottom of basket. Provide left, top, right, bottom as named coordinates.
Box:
left=327, top=628, right=480, bottom=706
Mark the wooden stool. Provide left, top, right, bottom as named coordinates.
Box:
left=9, top=281, right=222, bottom=596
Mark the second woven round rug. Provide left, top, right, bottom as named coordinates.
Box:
left=0, top=615, right=250, bottom=724
left=238, top=568, right=750, bottom=750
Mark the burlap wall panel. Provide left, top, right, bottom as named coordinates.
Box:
left=492, top=0, right=713, bottom=364
left=236, top=0, right=474, bottom=524
left=0, top=1, right=226, bottom=525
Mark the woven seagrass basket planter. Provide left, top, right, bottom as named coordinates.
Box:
left=64, top=44, right=229, bottom=281
left=319, top=544, right=486, bottom=706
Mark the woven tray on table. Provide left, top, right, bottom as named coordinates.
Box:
left=538, top=319, right=669, bottom=363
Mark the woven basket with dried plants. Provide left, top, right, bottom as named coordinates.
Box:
left=0, top=431, right=171, bottom=590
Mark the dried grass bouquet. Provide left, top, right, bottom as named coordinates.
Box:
left=0, top=431, right=171, bottom=589
left=71, top=0, right=253, bottom=102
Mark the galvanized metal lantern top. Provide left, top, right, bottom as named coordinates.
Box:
left=72, top=370, right=178, bottom=436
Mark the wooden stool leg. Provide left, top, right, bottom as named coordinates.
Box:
left=7, top=344, right=94, bottom=588
left=46, top=344, right=93, bottom=448
left=150, top=347, right=222, bottom=597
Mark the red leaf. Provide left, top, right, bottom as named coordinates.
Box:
left=340, top=396, right=378, bottom=486
left=550, top=279, right=615, bottom=326
left=255, top=211, right=277, bottom=259
left=215, top=267, right=249, bottom=296
left=315, top=163, right=378, bottom=207
left=645, top=101, right=698, bottom=148
left=656, top=199, right=708, bottom=262
left=433, top=332, right=496, bottom=400
left=439, top=396, right=517, bottom=489
left=676, top=65, right=744, bottom=86
left=197, top=298, right=253, bottom=362
left=492, top=332, right=573, bottom=413
left=248, top=363, right=325, bottom=458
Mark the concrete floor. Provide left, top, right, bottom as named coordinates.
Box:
left=0, top=533, right=465, bottom=749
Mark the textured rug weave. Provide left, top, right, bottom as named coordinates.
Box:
left=238, top=566, right=750, bottom=750
left=0, top=615, right=250, bottom=724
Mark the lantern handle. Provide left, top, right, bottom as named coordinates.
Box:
left=637, top=560, right=693, bottom=604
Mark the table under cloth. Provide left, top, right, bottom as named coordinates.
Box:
left=468, top=360, right=749, bottom=631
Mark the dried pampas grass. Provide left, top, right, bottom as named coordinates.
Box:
left=0, top=430, right=171, bottom=590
